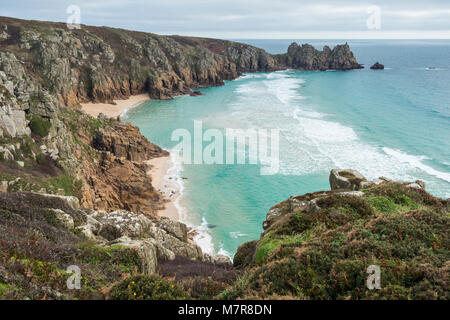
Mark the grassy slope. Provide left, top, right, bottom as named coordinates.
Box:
left=226, top=183, right=449, bottom=300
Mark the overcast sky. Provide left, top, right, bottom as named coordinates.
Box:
left=2, top=0, right=450, bottom=39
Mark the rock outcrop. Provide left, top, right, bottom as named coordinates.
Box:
left=370, top=62, right=385, bottom=70
left=329, top=169, right=367, bottom=190
left=277, top=42, right=364, bottom=71
left=74, top=205, right=204, bottom=274
left=93, top=120, right=168, bottom=162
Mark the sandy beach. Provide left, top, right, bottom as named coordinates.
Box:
left=81, top=94, right=150, bottom=118
left=146, top=156, right=180, bottom=221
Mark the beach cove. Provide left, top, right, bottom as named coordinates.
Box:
left=124, top=40, right=450, bottom=258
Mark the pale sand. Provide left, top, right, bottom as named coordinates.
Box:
left=81, top=94, right=150, bottom=118
left=146, top=156, right=180, bottom=221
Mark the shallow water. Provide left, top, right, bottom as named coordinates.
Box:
left=126, top=40, right=450, bottom=258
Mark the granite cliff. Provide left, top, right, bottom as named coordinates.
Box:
left=277, top=42, right=363, bottom=71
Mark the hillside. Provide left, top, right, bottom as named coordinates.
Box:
left=228, top=170, right=449, bottom=300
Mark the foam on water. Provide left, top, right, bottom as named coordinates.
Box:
left=382, top=147, right=450, bottom=183
left=164, top=152, right=219, bottom=256
left=192, top=216, right=216, bottom=255
left=221, top=71, right=450, bottom=191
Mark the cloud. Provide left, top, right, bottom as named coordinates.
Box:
left=2, top=0, right=450, bottom=38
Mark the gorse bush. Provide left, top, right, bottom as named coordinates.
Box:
left=29, top=116, right=52, bottom=137
left=109, top=275, right=188, bottom=300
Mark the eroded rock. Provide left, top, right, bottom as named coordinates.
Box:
left=329, top=169, right=367, bottom=190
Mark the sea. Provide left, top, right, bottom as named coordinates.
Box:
left=124, top=39, right=450, bottom=259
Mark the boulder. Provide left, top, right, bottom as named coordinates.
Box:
left=0, top=146, right=14, bottom=161
left=109, top=236, right=158, bottom=275
left=370, top=62, right=385, bottom=70
left=190, top=90, right=204, bottom=96
left=212, top=254, right=232, bottom=265
left=49, top=208, right=74, bottom=229
left=329, top=169, right=367, bottom=190
left=75, top=215, right=103, bottom=241
left=97, top=210, right=153, bottom=241
left=405, top=180, right=426, bottom=190
left=156, top=217, right=188, bottom=242
left=148, top=226, right=203, bottom=260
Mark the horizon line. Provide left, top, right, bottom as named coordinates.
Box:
left=2, top=15, right=450, bottom=40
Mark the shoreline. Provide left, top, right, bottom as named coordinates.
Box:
left=146, top=155, right=181, bottom=221
left=81, top=93, right=150, bottom=118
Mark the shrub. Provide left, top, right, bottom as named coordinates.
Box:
left=35, top=153, right=47, bottom=165
left=367, top=196, right=397, bottom=214
left=30, top=116, right=51, bottom=137
left=109, top=275, right=188, bottom=300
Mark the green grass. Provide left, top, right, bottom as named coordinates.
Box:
left=367, top=195, right=419, bottom=214
left=254, top=236, right=284, bottom=265
left=44, top=174, right=83, bottom=196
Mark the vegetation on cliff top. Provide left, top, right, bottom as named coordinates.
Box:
left=226, top=182, right=449, bottom=300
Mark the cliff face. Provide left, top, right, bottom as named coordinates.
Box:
left=277, top=42, right=363, bottom=71
left=0, top=16, right=280, bottom=108
left=0, top=17, right=362, bottom=109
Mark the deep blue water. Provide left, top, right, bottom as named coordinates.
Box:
left=126, top=40, right=450, bottom=257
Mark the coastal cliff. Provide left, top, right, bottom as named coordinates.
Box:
left=277, top=42, right=363, bottom=71
left=0, top=16, right=361, bottom=107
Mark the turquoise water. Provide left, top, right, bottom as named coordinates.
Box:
left=126, top=40, right=450, bottom=258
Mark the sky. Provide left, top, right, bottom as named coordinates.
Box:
left=2, top=0, right=450, bottom=39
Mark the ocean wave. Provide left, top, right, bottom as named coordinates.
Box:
left=419, top=67, right=444, bottom=71
left=192, top=216, right=216, bottom=256
left=217, top=246, right=233, bottom=261
left=382, top=147, right=450, bottom=183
